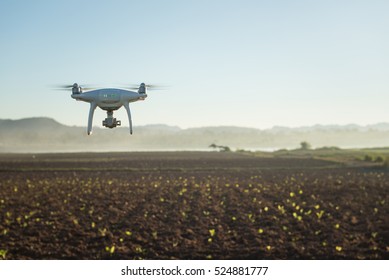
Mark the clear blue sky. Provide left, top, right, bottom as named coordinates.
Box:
left=1, top=0, right=388, bottom=129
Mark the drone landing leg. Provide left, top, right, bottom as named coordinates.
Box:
left=87, top=102, right=97, bottom=135
left=124, top=102, right=133, bottom=134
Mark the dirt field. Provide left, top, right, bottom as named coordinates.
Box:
left=0, top=152, right=388, bottom=259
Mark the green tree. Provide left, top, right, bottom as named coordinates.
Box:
left=220, top=145, right=231, bottom=152
left=300, top=141, right=311, bottom=150
left=209, top=143, right=231, bottom=152
left=364, top=154, right=373, bottom=162
left=209, top=143, right=217, bottom=150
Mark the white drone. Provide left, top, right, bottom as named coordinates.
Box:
left=58, top=83, right=160, bottom=135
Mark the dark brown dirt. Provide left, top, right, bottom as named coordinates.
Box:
left=0, top=152, right=388, bottom=259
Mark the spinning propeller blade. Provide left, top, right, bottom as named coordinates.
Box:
left=52, top=84, right=74, bottom=90
left=124, top=83, right=169, bottom=91
left=52, top=84, right=96, bottom=91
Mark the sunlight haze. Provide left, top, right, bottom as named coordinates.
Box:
left=0, top=0, right=388, bottom=129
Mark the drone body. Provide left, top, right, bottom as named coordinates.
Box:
left=70, top=83, right=148, bottom=135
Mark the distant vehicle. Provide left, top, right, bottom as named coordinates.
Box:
left=56, top=83, right=162, bottom=135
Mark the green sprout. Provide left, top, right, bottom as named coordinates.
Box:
left=292, top=212, right=302, bottom=221
left=0, top=250, right=7, bottom=259
left=277, top=205, right=286, bottom=214
left=335, top=246, right=342, bottom=252
left=98, top=228, right=107, bottom=236
left=316, top=210, right=325, bottom=219
left=178, top=188, right=187, bottom=196
left=105, top=245, right=115, bottom=254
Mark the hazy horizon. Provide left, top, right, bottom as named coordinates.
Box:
left=1, top=116, right=389, bottom=153
left=2, top=115, right=389, bottom=131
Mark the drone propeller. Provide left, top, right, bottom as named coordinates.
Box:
left=53, top=84, right=74, bottom=90
left=124, top=83, right=169, bottom=91
left=52, top=84, right=96, bottom=91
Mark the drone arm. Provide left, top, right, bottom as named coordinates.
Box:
left=123, top=102, right=133, bottom=134
left=87, top=102, right=97, bottom=135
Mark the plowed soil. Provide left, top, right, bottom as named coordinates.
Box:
left=0, top=152, right=388, bottom=259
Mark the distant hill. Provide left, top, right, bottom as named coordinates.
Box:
left=0, top=117, right=64, bottom=131
left=1, top=117, right=389, bottom=152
